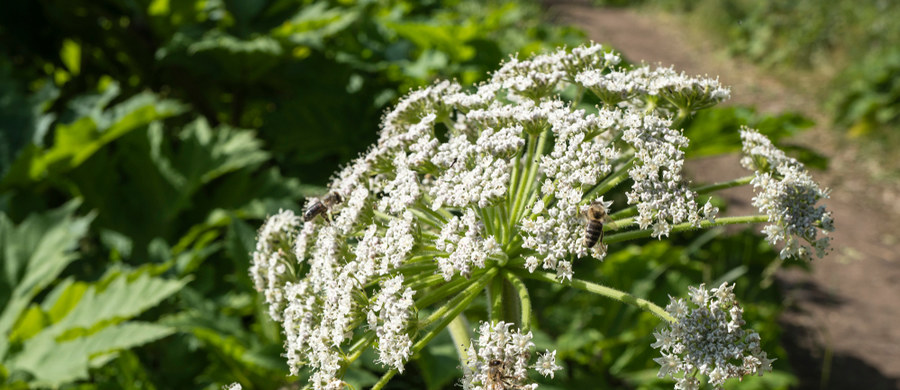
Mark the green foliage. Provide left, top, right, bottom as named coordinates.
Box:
left=0, top=202, right=186, bottom=388
left=682, top=106, right=826, bottom=169
left=0, top=0, right=582, bottom=184
left=627, top=0, right=900, bottom=154
left=830, top=48, right=900, bottom=138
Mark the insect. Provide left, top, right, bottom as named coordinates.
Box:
left=303, top=192, right=343, bottom=222
left=582, top=200, right=610, bottom=248
left=485, top=359, right=525, bottom=390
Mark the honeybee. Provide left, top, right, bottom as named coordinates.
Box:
left=303, top=192, right=343, bottom=222
left=582, top=200, right=610, bottom=248
left=485, top=359, right=525, bottom=390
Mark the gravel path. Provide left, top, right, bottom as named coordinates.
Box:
left=544, top=2, right=900, bottom=389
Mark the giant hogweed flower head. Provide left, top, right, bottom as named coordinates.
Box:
left=740, top=128, right=833, bottom=260
left=248, top=43, right=813, bottom=389
left=651, top=283, right=774, bottom=389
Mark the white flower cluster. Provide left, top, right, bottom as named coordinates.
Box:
left=520, top=106, right=620, bottom=279
left=251, top=43, right=739, bottom=388
left=428, top=123, right=521, bottom=210
left=435, top=209, right=502, bottom=280
left=574, top=62, right=729, bottom=113
left=623, top=113, right=717, bottom=238
left=644, top=66, right=731, bottom=111
left=461, top=321, right=562, bottom=390
left=740, top=128, right=833, bottom=260
left=249, top=209, right=303, bottom=321
left=652, top=283, right=774, bottom=389
left=367, top=275, right=416, bottom=372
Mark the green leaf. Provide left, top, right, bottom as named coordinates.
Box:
left=8, top=322, right=174, bottom=387
left=0, top=200, right=92, bottom=357
left=162, top=287, right=289, bottom=385
left=40, top=270, right=187, bottom=339
left=60, top=39, right=81, bottom=75
left=4, top=265, right=186, bottom=386
left=150, top=118, right=270, bottom=190
left=1, top=87, right=185, bottom=188
left=386, top=21, right=478, bottom=62
left=273, top=2, right=361, bottom=48
left=683, top=106, right=812, bottom=158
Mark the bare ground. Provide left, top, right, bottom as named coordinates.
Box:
left=544, top=2, right=900, bottom=389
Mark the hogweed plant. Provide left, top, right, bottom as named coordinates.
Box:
left=248, top=43, right=833, bottom=390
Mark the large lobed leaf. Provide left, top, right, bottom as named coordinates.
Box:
left=8, top=322, right=175, bottom=387
left=4, top=266, right=187, bottom=386
left=1, top=85, right=186, bottom=189
left=0, top=200, right=92, bottom=358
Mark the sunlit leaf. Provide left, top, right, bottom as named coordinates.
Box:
left=8, top=322, right=175, bottom=386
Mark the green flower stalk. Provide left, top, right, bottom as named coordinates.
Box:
left=249, top=43, right=833, bottom=389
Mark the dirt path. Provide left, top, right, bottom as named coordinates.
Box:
left=544, top=2, right=900, bottom=389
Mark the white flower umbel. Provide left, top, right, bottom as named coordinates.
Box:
left=249, top=209, right=303, bottom=321
left=651, top=283, right=774, bottom=389
left=367, top=275, right=416, bottom=372
left=435, top=209, right=502, bottom=280
left=249, top=44, right=817, bottom=389
left=740, top=128, right=833, bottom=260
left=460, top=321, right=561, bottom=390
left=623, top=113, right=713, bottom=238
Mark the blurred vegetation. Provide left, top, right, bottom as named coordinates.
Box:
left=0, top=0, right=808, bottom=389
left=593, top=0, right=900, bottom=177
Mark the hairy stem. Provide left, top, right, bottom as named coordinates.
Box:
left=371, top=369, right=397, bottom=390
left=420, top=268, right=498, bottom=329
left=582, top=156, right=636, bottom=202
left=415, top=271, right=481, bottom=310
left=604, top=215, right=769, bottom=243
left=510, top=129, right=549, bottom=230
left=447, top=315, right=472, bottom=367
left=344, top=332, right=376, bottom=363
left=489, top=273, right=504, bottom=322
left=694, top=175, right=754, bottom=194
left=503, top=270, right=532, bottom=332
left=518, top=270, right=674, bottom=322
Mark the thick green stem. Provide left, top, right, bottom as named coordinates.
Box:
left=415, top=272, right=480, bottom=310
left=694, top=175, right=754, bottom=194
left=582, top=156, right=636, bottom=202
left=406, top=273, right=449, bottom=291
left=497, top=203, right=510, bottom=245
left=604, top=215, right=769, bottom=244
left=344, top=332, right=376, bottom=363
left=371, top=369, right=397, bottom=390
left=476, top=206, right=495, bottom=238
left=489, top=273, right=504, bottom=323
left=609, top=205, right=637, bottom=220
left=510, top=134, right=537, bottom=208
left=503, top=271, right=532, bottom=332
left=672, top=108, right=691, bottom=129
left=518, top=270, right=674, bottom=322
left=409, top=208, right=443, bottom=228
left=420, top=269, right=498, bottom=328
left=447, top=315, right=472, bottom=367
left=509, top=130, right=549, bottom=229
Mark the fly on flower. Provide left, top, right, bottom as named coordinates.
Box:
left=303, top=192, right=343, bottom=222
